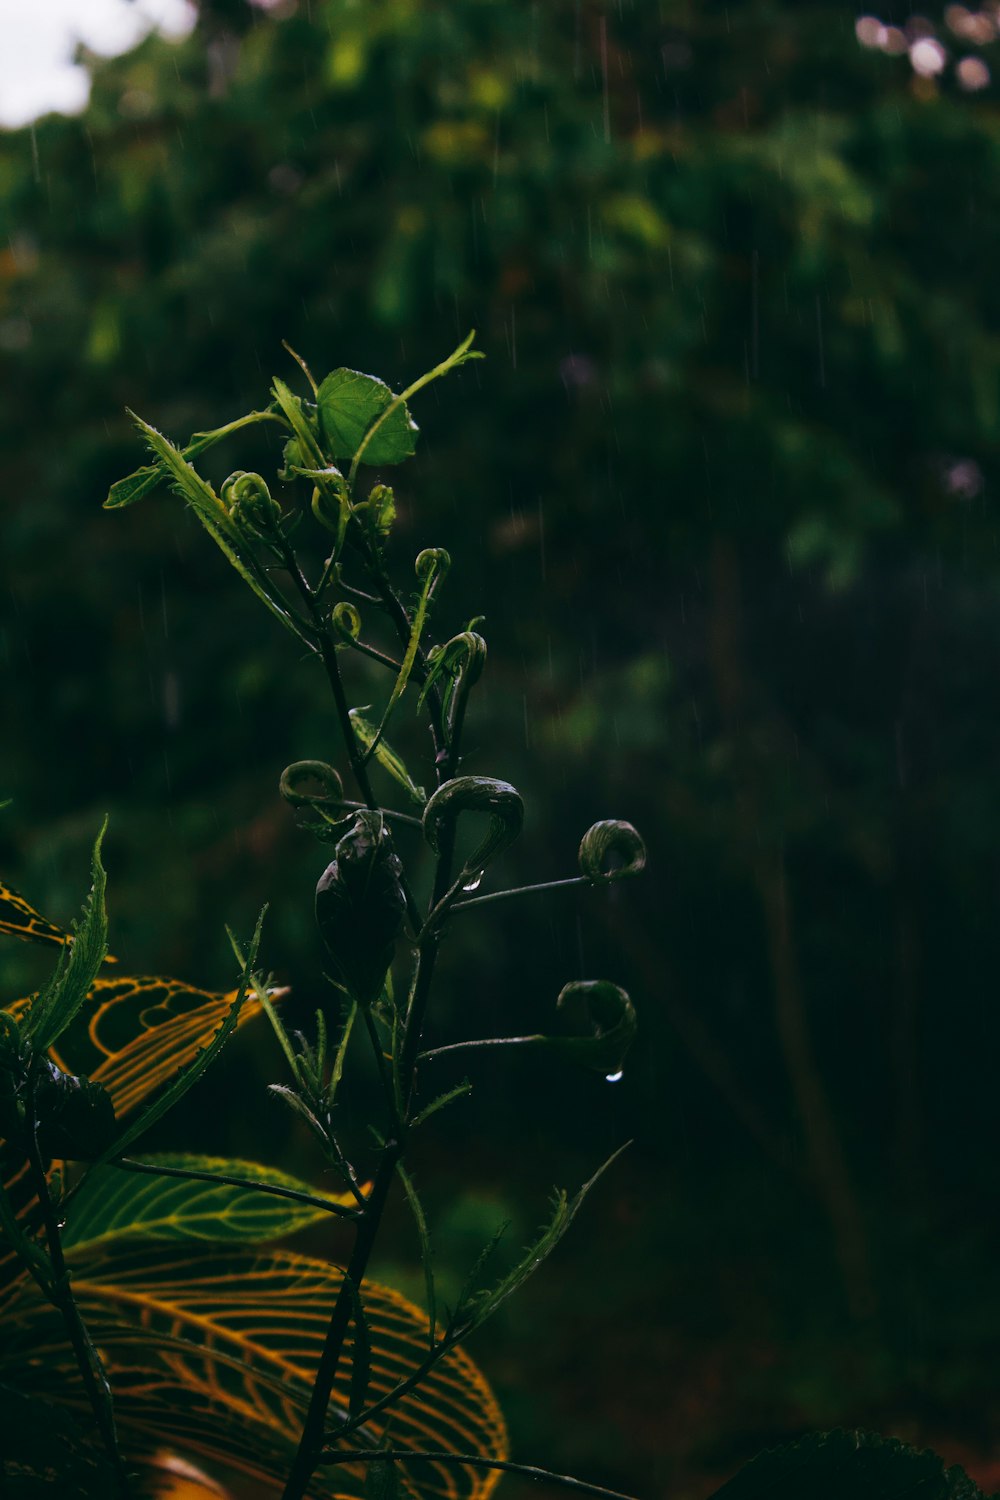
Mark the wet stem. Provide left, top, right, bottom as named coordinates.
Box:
left=279, top=520, right=460, bottom=1500
left=24, top=1074, right=132, bottom=1497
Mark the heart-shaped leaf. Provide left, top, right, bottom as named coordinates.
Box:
left=317, top=369, right=418, bottom=466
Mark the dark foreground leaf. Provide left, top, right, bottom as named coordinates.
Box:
left=710, top=1430, right=991, bottom=1500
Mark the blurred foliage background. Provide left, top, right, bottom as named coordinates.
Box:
left=2, top=1, right=1000, bottom=1495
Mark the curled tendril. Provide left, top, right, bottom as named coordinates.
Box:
left=222, top=471, right=282, bottom=534
left=279, top=760, right=345, bottom=810
left=418, top=630, right=487, bottom=712
left=578, top=819, right=647, bottom=883
left=551, top=980, right=637, bottom=1076
left=332, top=601, right=362, bottom=643
left=422, top=776, right=524, bottom=883
left=414, top=547, right=451, bottom=588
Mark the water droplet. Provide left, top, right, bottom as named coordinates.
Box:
left=462, top=872, right=483, bottom=893
left=605, top=1069, right=624, bottom=1084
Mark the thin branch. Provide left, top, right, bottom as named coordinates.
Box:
left=453, top=876, right=590, bottom=912
left=419, top=1035, right=539, bottom=1063
left=320, top=1448, right=641, bottom=1500
left=26, top=1087, right=131, bottom=1496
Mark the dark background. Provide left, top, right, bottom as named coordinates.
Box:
left=1, top=2, right=999, bottom=1495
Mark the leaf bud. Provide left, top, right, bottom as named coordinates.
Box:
left=578, top=819, right=647, bottom=883
left=366, top=484, right=396, bottom=538
left=222, top=471, right=282, bottom=535
left=422, top=776, right=523, bottom=884
left=550, top=980, right=636, bottom=1077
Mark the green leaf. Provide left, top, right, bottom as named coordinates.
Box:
left=396, top=1162, right=437, bottom=1342
left=452, top=1146, right=627, bottom=1339
left=62, top=1153, right=348, bottom=1252
left=25, top=822, right=109, bottom=1054
left=104, top=463, right=163, bottom=509
left=317, top=369, right=418, bottom=466
left=349, top=711, right=426, bottom=805
left=710, top=1430, right=988, bottom=1499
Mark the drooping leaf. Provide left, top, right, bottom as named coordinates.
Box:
left=63, top=1154, right=354, bottom=1252
left=2, top=1243, right=508, bottom=1500
left=33, top=1062, right=117, bottom=1162
left=0, top=879, right=73, bottom=949
left=315, top=813, right=407, bottom=1005
left=710, top=1429, right=988, bottom=1499
left=317, top=369, right=418, bottom=466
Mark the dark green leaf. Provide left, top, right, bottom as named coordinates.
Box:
left=33, top=1062, right=117, bottom=1161
left=315, top=813, right=406, bottom=1005
left=24, top=823, right=109, bottom=1053
left=710, top=1430, right=989, bottom=1500
left=317, top=369, right=418, bottom=466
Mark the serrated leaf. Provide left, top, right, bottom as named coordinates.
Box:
left=105, top=463, right=163, bottom=509
left=63, top=1153, right=355, bottom=1253
left=349, top=712, right=426, bottom=805
left=452, top=1147, right=627, bottom=1338
left=25, top=824, right=109, bottom=1053
left=710, top=1430, right=988, bottom=1499
left=317, top=369, right=418, bottom=466
left=2, top=1243, right=508, bottom=1500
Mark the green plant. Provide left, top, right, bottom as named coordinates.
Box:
left=0, top=337, right=992, bottom=1500
left=0, top=336, right=645, bottom=1500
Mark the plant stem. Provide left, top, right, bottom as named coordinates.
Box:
left=25, top=1105, right=131, bottom=1495
left=113, top=1157, right=361, bottom=1219
left=452, top=875, right=590, bottom=911
left=283, top=829, right=455, bottom=1500
left=419, top=1035, right=541, bottom=1062
left=321, top=1448, right=641, bottom=1500
left=279, top=1142, right=401, bottom=1500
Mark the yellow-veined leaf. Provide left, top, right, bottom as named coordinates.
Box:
left=5, top=973, right=280, bottom=1119
left=63, top=1154, right=357, bottom=1253
left=1, top=976, right=285, bottom=1303
left=4, top=1244, right=508, bottom=1500
left=137, top=1450, right=233, bottom=1498
left=0, top=877, right=73, bottom=949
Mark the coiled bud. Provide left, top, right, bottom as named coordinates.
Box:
left=578, top=819, right=647, bottom=883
